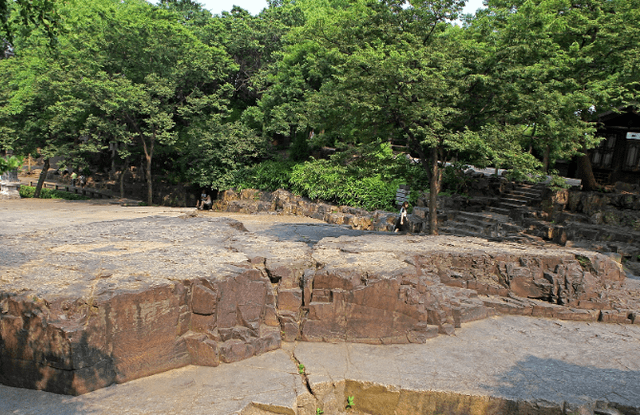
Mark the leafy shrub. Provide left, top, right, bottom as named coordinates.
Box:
left=0, top=156, right=23, bottom=174
left=441, top=162, right=471, bottom=194
left=235, top=159, right=296, bottom=191
left=228, top=141, right=431, bottom=212
left=19, top=186, right=89, bottom=200
left=548, top=173, right=570, bottom=192
left=342, top=175, right=399, bottom=211
left=289, top=159, right=400, bottom=211
left=289, top=133, right=311, bottom=162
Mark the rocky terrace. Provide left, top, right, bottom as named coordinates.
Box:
left=1, top=209, right=639, bottom=398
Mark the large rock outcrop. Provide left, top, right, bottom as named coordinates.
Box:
left=1, top=215, right=637, bottom=396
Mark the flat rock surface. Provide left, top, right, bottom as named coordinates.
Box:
left=0, top=200, right=329, bottom=298
left=295, top=315, right=640, bottom=409
left=0, top=348, right=305, bottom=415
left=1, top=315, right=639, bottom=414
left=2, top=199, right=640, bottom=413
left=0, top=199, right=607, bottom=299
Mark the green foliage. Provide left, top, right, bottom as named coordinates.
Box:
left=0, top=155, right=23, bottom=174
left=548, top=174, right=570, bottom=192
left=297, top=363, right=305, bottom=374
left=187, top=121, right=271, bottom=190
left=346, top=395, right=354, bottom=409
left=441, top=162, right=471, bottom=194
left=316, top=409, right=323, bottom=415
left=0, top=0, right=61, bottom=46
left=289, top=159, right=400, bottom=211
left=230, top=142, right=430, bottom=212
left=2, top=0, right=638, bottom=211
left=235, top=159, right=295, bottom=191
left=18, top=185, right=89, bottom=200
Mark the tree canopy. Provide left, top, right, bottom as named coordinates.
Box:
left=1, top=0, right=637, bottom=227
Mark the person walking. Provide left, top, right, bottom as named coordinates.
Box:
left=70, top=171, right=77, bottom=187
left=394, top=201, right=409, bottom=233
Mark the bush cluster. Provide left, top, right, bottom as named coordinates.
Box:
left=234, top=159, right=296, bottom=192
left=231, top=142, right=429, bottom=212
left=19, top=186, right=90, bottom=200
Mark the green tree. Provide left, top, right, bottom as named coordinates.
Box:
left=469, top=0, right=640, bottom=190
left=0, top=47, right=97, bottom=197
left=0, top=0, right=61, bottom=46
left=1, top=0, right=235, bottom=204
left=187, top=120, right=271, bottom=190
left=80, top=0, right=234, bottom=205
left=266, top=0, right=487, bottom=234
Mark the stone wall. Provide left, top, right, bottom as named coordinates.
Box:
left=213, top=188, right=442, bottom=233
left=536, top=187, right=640, bottom=269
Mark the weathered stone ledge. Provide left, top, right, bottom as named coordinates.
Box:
left=1, top=215, right=638, bottom=396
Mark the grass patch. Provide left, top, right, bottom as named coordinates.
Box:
left=19, top=186, right=90, bottom=200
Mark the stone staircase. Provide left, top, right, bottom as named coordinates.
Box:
left=487, top=182, right=545, bottom=215
left=439, top=182, right=640, bottom=277
left=440, top=182, right=547, bottom=244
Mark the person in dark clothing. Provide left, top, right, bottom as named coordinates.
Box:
left=394, top=201, right=409, bottom=232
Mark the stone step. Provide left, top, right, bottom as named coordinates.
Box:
left=444, top=221, right=491, bottom=233
left=503, top=193, right=540, bottom=203
left=487, top=206, right=511, bottom=215
left=564, top=223, right=640, bottom=245
left=438, top=225, right=490, bottom=239
left=441, top=218, right=528, bottom=239
left=561, top=212, right=590, bottom=224
left=509, top=190, right=543, bottom=199
left=511, top=184, right=543, bottom=191
left=500, top=197, right=528, bottom=206
left=440, top=223, right=526, bottom=240
left=489, top=234, right=546, bottom=245
left=446, top=217, right=499, bottom=232
left=453, top=211, right=509, bottom=223
left=500, top=222, right=526, bottom=233
left=495, top=202, right=528, bottom=210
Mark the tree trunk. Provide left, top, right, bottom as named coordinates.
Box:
left=542, top=143, right=550, bottom=173
left=110, top=147, right=116, bottom=180
left=138, top=130, right=154, bottom=206
left=34, top=158, right=49, bottom=198
left=428, top=146, right=440, bottom=235
left=145, top=154, right=152, bottom=205
left=576, top=148, right=599, bottom=191
left=119, top=158, right=129, bottom=199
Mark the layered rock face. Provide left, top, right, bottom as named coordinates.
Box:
left=1, top=215, right=637, bottom=396
left=0, top=217, right=294, bottom=395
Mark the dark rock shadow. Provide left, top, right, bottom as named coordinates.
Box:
left=253, top=223, right=376, bottom=246
left=480, top=355, right=640, bottom=413
left=1, top=318, right=116, bottom=396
